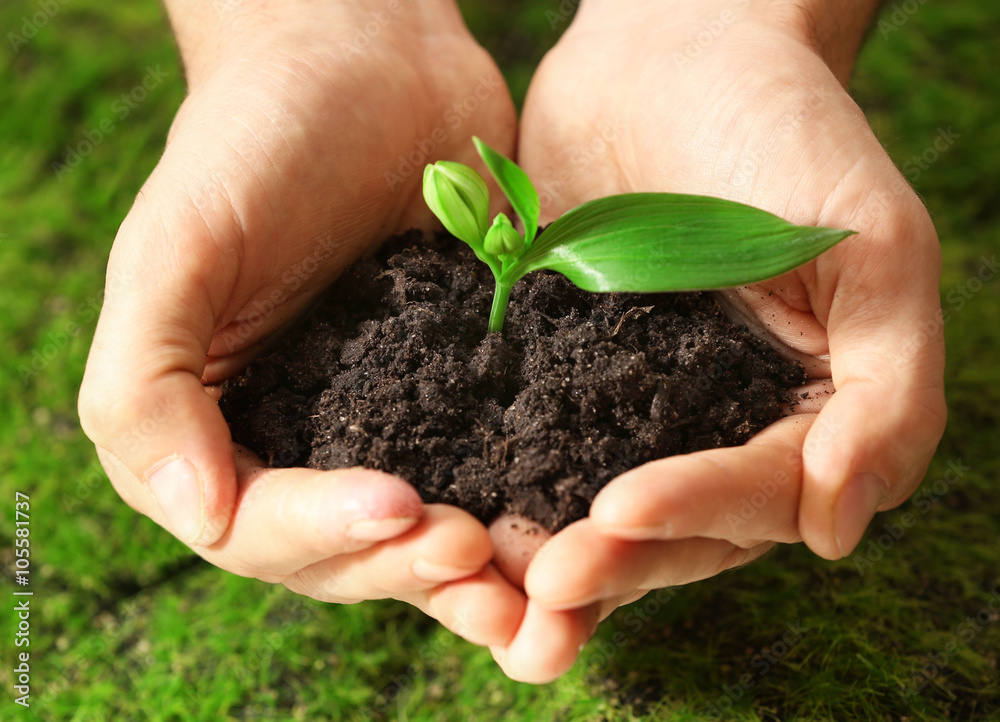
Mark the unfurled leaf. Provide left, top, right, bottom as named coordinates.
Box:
left=502, top=193, right=853, bottom=292
left=473, top=137, right=540, bottom=248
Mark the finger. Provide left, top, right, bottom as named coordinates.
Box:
left=490, top=600, right=602, bottom=684
left=590, top=415, right=811, bottom=546
left=714, top=288, right=833, bottom=379
left=525, top=520, right=772, bottom=611
left=78, top=186, right=246, bottom=545
left=284, top=505, right=493, bottom=602
left=203, top=344, right=270, bottom=385
left=489, top=514, right=552, bottom=589
left=787, top=379, right=835, bottom=415
left=800, top=192, right=948, bottom=560
left=182, top=450, right=422, bottom=580
left=490, top=592, right=639, bottom=684
left=401, top=565, right=528, bottom=648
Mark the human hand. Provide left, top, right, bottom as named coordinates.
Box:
left=78, top=0, right=529, bottom=646
left=499, top=0, right=947, bottom=680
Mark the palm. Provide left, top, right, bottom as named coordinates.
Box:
left=522, top=23, right=889, bottom=365
left=84, top=16, right=536, bottom=658
left=144, top=31, right=516, bottom=381
left=503, top=15, right=945, bottom=646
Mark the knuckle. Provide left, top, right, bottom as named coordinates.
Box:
left=221, top=557, right=288, bottom=585
left=78, top=381, right=142, bottom=448
left=716, top=542, right=775, bottom=575
left=284, top=566, right=354, bottom=604
left=849, top=194, right=939, bottom=270
left=247, top=569, right=287, bottom=585
left=199, top=514, right=232, bottom=547
left=77, top=380, right=108, bottom=442
left=921, top=389, right=949, bottom=442
left=893, top=386, right=948, bottom=459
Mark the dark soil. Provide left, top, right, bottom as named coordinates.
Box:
left=220, top=231, right=806, bottom=532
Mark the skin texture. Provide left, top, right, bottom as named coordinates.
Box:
left=78, top=0, right=535, bottom=650
left=494, top=0, right=947, bottom=680
left=78, top=0, right=946, bottom=684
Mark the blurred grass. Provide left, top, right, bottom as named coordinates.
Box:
left=1, top=1, right=999, bottom=720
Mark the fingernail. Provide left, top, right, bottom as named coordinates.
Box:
left=347, top=517, right=418, bottom=542
left=148, top=457, right=205, bottom=544
left=834, top=473, right=887, bottom=557
left=412, top=559, right=481, bottom=583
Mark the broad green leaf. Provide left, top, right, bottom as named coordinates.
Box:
left=502, top=193, right=854, bottom=292
left=473, top=136, right=541, bottom=248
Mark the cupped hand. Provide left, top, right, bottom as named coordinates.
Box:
left=499, top=1, right=947, bottom=680
left=79, top=1, right=528, bottom=647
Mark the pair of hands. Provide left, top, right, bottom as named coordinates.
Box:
left=79, top=0, right=945, bottom=683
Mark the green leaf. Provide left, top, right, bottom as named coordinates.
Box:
left=502, top=193, right=854, bottom=291
left=473, top=136, right=540, bottom=248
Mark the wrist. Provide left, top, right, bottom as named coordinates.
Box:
left=572, top=0, right=882, bottom=83
left=164, top=0, right=467, bottom=87
left=163, top=0, right=302, bottom=84
left=760, top=0, right=884, bottom=83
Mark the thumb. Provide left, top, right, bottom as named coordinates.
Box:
left=79, top=190, right=242, bottom=545
left=799, top=198, right=947, bottom=560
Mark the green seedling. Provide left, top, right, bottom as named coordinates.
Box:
left=423, top=137, right=855, bottom=334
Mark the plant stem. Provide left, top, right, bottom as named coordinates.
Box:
left=488, top=280, right=513, bottom=334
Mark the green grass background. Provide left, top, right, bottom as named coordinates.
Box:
left=2, top=1, right=998, bottom=720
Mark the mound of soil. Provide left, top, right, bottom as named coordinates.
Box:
left=220, top=231, right=806, bottom=532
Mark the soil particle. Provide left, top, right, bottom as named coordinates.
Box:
left=220, top=231, right=806, bottom=532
